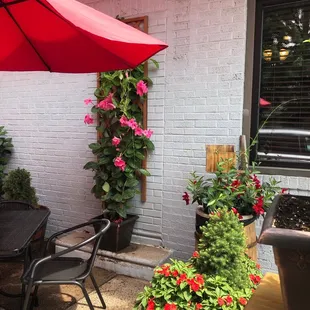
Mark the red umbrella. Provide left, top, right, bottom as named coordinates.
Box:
left=0, top=0, right=168, bottom=73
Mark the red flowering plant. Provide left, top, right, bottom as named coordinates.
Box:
left=83, top=61, right=158, bottom=220
left=134, top=209, right=262, bottom=310
left=184, top=160, right=282, bottom=218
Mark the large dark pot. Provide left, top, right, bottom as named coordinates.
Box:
left=93, top=213, right=139, bottom=252
left=259, top=194, right=310, bottom=310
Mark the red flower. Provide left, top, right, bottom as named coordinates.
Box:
left=251, top=174, right=261, bottom=189
left=172, top=270, right=179, bottom=277
left=190, top=281, right=200, bottom=292
left=164, top=303, right=177, bottom=310
left=147, top=298, right=155, bottom=310
left=225, top=295, right=233, bottom=305
left=253, top=197, right=264, bottom=215
left=182, top=192, right=190, bottom=205
left=176, top=273, right=187, bottom=285
left=195, top=274, right=204, bottom=286
left=239, top=297, right=247, bottom=306
left=231, top=179, right=242, bottom=191
left=256, top=263, right=261, bottom=269
left=192, top=251, right=200, bottom=258
left=281, top=188, right=288, bottom=193
left=232, top=207, right=238, bottom=214
left=252, top=288, right=256, bottom=293
left=218, top=297, right=225, bottom=306
left=196, top=303, right=203, bottom=310
left=249, top=274, right=261, bottom=285
left=156, top=265, right=170, bottom=277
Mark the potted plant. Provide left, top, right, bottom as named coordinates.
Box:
left=134, top=209, right=263, bottom=309
left=0, top=126, right=13, bottom=199
left=84, top=62, right=157, bottom=252
left=259, top=194, right=310, bottom=310
left=183, top=160, right=282, bottom=259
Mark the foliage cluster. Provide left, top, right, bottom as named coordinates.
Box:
left=184, top=160, right=281, bottom=217
left=3, top=167, right=38, bottom=206
left=84, top=61, right=158, bottom=219
left=135, top=209, right=263, bottom=310
left=0, top=126, right=13, bottom=197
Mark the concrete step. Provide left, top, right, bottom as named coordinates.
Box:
left=55, top=231, right=173, bottom=281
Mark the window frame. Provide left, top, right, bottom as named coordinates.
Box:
left=247, top=0, right=310, bottom=175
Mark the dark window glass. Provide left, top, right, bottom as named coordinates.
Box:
left=251, top=0, right=310, bottom=169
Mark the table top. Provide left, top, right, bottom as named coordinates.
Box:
left=0, top=209, right=50, bottom=256
left=245, top=273, right=283, bottom=310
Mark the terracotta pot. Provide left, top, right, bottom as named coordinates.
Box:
left=259, top=194, right=310, bottom=310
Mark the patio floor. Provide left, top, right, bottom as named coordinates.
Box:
left=0, top=263, right=148, bottom=310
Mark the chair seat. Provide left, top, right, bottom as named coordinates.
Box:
left=22, top=257, right=88, bottom=283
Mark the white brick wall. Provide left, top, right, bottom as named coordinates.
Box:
left=1, top=0, right=309, bottom=273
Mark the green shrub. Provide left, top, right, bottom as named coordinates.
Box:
left=0, top=126, right=13, bottom=197
left=194, top=209, right=248, bottom=289
left=3, top=168, right=38, bottom=206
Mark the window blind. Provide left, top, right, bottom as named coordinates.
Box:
left=255, top=1, right=310, bottom=168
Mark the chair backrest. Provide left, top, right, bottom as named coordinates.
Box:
left=86, top=219, right=110, bottom=274
left=0, top=200, right=34, bottom=210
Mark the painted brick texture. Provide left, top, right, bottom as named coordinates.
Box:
left=1, top=0, right=309, bottom=274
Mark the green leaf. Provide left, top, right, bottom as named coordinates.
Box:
left=123, top=189, right=136, bottom=200
left=135, top=151, right=145, bottom=160
left=98, top=157, right=110, bottom=165
left=125, top=178, right=139, bottom=188
left=102, top=182, right=110, bottom=193
left=139, top=169, right=151, bottom=176
left=83, top=161, right=98, bottom=170
left=145, top=140, right=155, bottom=150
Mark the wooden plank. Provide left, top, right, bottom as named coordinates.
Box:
left=206, top=145, right=236, bottom=173
left=244, top=221, right=257, bottom=262
left=245, top=273, right=283, bottom=310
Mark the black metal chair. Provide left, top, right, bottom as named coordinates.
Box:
left=21, top=218, right=111, bottom=310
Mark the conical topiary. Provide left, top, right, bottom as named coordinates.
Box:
left=3, top=168, right=38, bottom=206
left=194, top=208, right=249, bottom=289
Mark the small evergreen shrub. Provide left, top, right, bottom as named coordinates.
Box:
left=3, top=168, right=38, bottom=206
left=0, top=126, right=13, bottom=197
left=194, top=209, right=248, bottom=289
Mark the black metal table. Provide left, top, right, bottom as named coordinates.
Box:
left=0, top=209, right=50, bottom=304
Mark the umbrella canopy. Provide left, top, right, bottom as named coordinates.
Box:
left=0, top=0, right=168, bottom=73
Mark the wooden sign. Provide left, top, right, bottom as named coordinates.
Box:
left=206, top=145, right=236, bottom=173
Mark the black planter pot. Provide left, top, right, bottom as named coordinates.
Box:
left=259, top=194, right=310, bottom=310
left=93, top=213, right=139, bottom=252
left=195, top=206, right=209, bottom=234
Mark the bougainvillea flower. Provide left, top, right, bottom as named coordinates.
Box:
left=225, top=296, right=233, bottom=305
left=182, top=192, right=190, bottom=205
left=119, top=115, right=129, bottom=127
left=192, top=251, right=199, bottom=258
left=84, top=98, right=93, bottom=105
left=239, top=297, right=247, bottom=306
left=164, top=303, right=177, bottom=310
left=112, top=137, right=121, bottom=146
left=143, top=129, right=154, bottom=139
left=196, top=304, right=203, bottom=310
left=136, top=80, right=148, bottom=96
left=218, top=297, right=225, bottom=307
left=134, top=127, right=144, bottom=136
left=84, top=114, right=94, bottom=124
left=147, top=298, right=156, bottom=310
left=114, top=156, right=126, bottom=171
left=97, top=93, right=116, bottom=110
left=260, top=98, right=271, bottom=106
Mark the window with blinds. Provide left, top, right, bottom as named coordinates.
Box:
left=251, top=0, right=310, bottom=169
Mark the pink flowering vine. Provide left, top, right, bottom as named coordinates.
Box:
left=97, top=93, right=115, bottom=111
left=143, top=129, right=153, bottom=139
left=136, top=80, right=148, bottom=96
left=112, top=137, right=121, bottom=146
left=84, top=98, right=93, bottom=105
left=134, top=127, right=144, bottom=136
left=84, top=114, right=94, bottom=124
left=114, top=156, right=126, bottom=171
